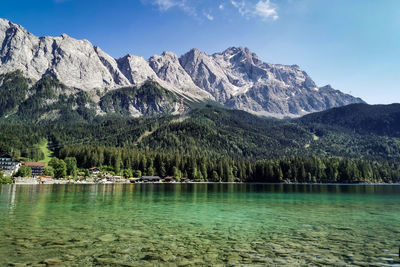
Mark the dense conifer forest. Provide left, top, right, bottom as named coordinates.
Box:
left=58, top=146, right=400, bottom=183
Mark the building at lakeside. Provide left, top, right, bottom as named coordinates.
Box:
left=0, top=154, right=21, bottom=176
left=140, top=176, right=161, bottom=183
left=180, top=177, right=189, bottom=183
left=23, top=162, right=45, bottom=177
left=163, top=176, right=176, bottom=183
left=89, top=167, right=101, bottom=175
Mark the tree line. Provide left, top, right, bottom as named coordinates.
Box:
left=58, top=145, right=400, bottom=183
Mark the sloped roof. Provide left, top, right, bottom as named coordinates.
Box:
left=141, top=176, right=161, bottom=179
left=23, top=162, right=45, bottom=167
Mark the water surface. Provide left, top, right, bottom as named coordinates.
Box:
left=0, top=184, right=399, bottom=266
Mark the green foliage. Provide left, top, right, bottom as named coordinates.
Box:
left=37, top=139, right=52, bottom=164
left=58, top=145, right=400, bottom=183
left=43, top=166, right=55, bottom=177
left=133, top=170, right=142, bottom=178
left=299, top=103, right=400, bottom=138
left=0, top=176, right=13, bottom=184
left=83, top=168, right=90, bottom=178
left=64, top=157, right=78, bottom=177
left=100, top=81, right=179, bottom=116
left=123, top=169, right=133, bottom=178
left=0, top=71, right=30, bottom=117
left=14, top=166, right=32, bottom=177
left=0, top=122, right=45, bottom=160
left=172, top=166, right=181, bottom=179
left=0, top=73, right=96, bottom=123
left=48, top=158, right=67, bottom=179
left=2, top=103, right=400, bottom=183
left=138, top=106, right=311, bottom=159
left=1, top=76, right=400, bottom=184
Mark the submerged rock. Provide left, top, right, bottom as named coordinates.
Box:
left=42, top=258, right=63, bottom=266
left=98, top=234, right=118, bottom=242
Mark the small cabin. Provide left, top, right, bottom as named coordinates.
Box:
left=89, top=167, right=101, bottom=175
left=163, top=176, right=176, bottom=183
left=140, top=176, right=161, bottom=183
left=180, top=177, right=189, bottom=183
left=129, top=178, right=140, bottom=184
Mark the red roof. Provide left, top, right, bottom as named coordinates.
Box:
left=23, top=162, right=45, bottom=167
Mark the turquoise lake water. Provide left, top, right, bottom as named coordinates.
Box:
left=0, top=183, right=399, bottom=266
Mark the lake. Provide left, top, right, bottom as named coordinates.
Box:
left=0, top=183, right=399, bottom=266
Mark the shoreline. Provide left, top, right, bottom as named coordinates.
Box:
left=4, top=181, right=400, bottom=186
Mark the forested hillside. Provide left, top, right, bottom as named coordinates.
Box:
left=1, top=101, right=400, bottom=182
left=299, top=103, right=400, bottom=137
left=0, top=71, right=187, bottom=123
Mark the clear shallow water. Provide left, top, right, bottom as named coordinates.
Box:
left=0, top=184, right=399, bottom=266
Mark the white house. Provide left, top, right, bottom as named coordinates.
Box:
left=0, top=154, right=21, bottom=176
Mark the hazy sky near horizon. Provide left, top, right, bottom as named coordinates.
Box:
left=0, top=0, right=399, bottom=104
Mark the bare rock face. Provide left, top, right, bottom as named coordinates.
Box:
left=0, top=18, right=364, bottom=117
left=0, top=19, right=126, bottom=90
left=180, top=47, right=364, bottom=117
left=149, top=51, right=212, bottom=100
left=47, top=34, right=121, bottom=90
left=94, top=46, right=131, bottom=86
left=179, top=48, right=236, bottom=102
left=117, top=54, right=159, bottom=85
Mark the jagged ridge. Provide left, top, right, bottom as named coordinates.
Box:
left=0, top=18, right=364, bottom=117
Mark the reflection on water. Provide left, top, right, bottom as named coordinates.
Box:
left=0, top=183, right=399, bottom=266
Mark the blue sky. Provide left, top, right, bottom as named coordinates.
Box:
left=1, top=0, right=399, bottom=104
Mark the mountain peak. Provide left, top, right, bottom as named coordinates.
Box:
left=223, top=46, right=249, bottom=53
left=217, top=46, right=261, bottom=66
left=0, top=18, right=10, bottom=25
left=160, top=51, right=178, bottom=59
left=180, top=48, right=208, bottom=63
left=186, top=48, right=204, bottom=56
left=0, top=18, right=26, bottom=34
left=0, top=17, right=365, bottom=117
left=0, top=18, right=15, bottom=27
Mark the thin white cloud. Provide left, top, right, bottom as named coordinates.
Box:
left=231, top=0, right=279, bottom=21
left=153, top=0, right=176, bottom=11
left=204, top=12, right=214, bottom=21
left=144, top=0, right=195, bottom=15
left=255, top=0, right=278, bottom=20
left=142, top=0, right=279, bottom=22
left=231, top=0, right=250, bottom=16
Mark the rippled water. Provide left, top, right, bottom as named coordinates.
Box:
left=0, top=183, right=399, bottom=266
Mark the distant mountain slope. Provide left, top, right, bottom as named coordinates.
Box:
left=0, top=71, right=184, bottom=122
left=299, top=103, right=400, bottom=137
left=138, top=105, right=313, bottom=158
left=2, top=103, right=400, bottom=164
left=133, top=104, right=400, bottom=162
left=0, top=18, right=364, bottom=117
left=99, top=81, right=180, bottom=117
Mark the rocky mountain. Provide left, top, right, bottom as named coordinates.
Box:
left=180, top=47, right=364, bottom=117
left=0, top=18, right=364, bottom=118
